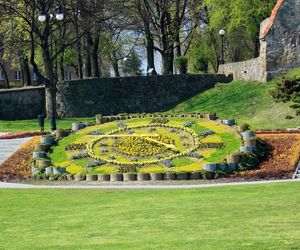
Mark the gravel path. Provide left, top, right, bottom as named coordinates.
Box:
left=0, top=179, right=299, bottom=189
left=0, top=133, right=32, bottom=164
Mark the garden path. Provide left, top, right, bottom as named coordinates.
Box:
left=0, top=133, right=32, bottom=164
left=0, top=179, right=299, bottom=189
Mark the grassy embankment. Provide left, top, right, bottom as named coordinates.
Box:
left=170, top=67, right=300, bottom=129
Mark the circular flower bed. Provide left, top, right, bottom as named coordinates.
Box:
left=86, top=124, right=200, bottom=166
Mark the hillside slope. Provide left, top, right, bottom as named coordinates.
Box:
left=170, top=68, right=300, bottom=130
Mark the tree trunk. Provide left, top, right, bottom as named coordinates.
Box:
left=75, top=12, right=83, bottom=79
left=0, top=60, right=9, bottom=89
left=168, top=45, right=174, bottom=74
left=145, top=23, right=156, bottom=71
left=146, top=35, right=155, bottom=71
left=20, top=56, right=31, bottom=86
left=160, top=11, right=174, bottom=75
left=174, top=0, right=182, bottom=59
left=59, top=51, right=65, bottom=81
left=91, top=33, right=100, bottom=78
left=175, top=33, right=181, bottom=58
left=161, top=46, right=174, bottom=74
left=84, top=32, right=93, bottom=77
left=162, top=52, right=170, bottom=75
left=45, top=85, right=57, bottom=119
left=41, top=40, right=58, bottom=118
left=254, top=37, right=260, bottom=58
left=111, top=51, right=120, bottom=77
left=76, top=39, right=84, bottom=79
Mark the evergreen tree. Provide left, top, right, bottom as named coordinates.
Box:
left=121, top=50, right=143, bottom=76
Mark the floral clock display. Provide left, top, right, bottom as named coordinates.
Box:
left=87, top=124, right=201, bottom=166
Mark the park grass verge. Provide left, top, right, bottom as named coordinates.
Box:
left=1, top=182, right=300, bottom=249
left=0, top=117, right=95, bottom=132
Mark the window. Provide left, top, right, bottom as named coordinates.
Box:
left=32, top=72, right=37, bottom=81
left=15, top=70, right=21, bottom=80
left=0, top=70, right=4, bottom=80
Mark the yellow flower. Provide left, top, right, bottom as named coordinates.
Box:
left=200, top=121, right=231, bottom=133
left=66, top=164, right=84, bottom=174
left=201, top=135, right=222, bottom=143
left=173, top=160, right=204, bottom=172
left=197, top=149, right=216, bottom=158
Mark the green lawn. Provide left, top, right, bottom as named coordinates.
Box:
left=0, top=117, right=95, bottom=132
left=170, top=67, right=300, bottom=130
left=1, top=182, right=300, bottom=249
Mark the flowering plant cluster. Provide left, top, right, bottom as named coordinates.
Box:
left=188, top=152, right=203, bottom=159
left=70, top=151, right=89, bottom=160
left=198, top=130, right=215, bottom=137
left=87, top=130, right=104, bottom=135
left=65, top=143, right=87, bottom=151
left=0, top=132, right=46, bottom=140
left=183, top=121, right=196, bottom=127
left=235, top=134, right=300, bottom=179
left=86, top=160, right=105, bottom=168
left=150, top=118, right=169, bottom=124
left=148, top=127, right=157, bottom=132
left=0, top=136, right=41, bottom=181
left=118, top=122, right=128, bottom=128
left=198, top=142, right=224, bottom=149
left=162, top=160, right=173, bottom=167
left=131, top=157, right=138, bottom=162
left=113, top=136, right=168, bottom=157
left=100, top=148, right=109, bottom=153
left=170, top=128, right=177, bottom=133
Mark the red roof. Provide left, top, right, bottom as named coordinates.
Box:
left=259, top=0, right=284, bottom=40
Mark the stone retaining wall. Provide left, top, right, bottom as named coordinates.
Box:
left=218, top=57, right=266, bottom=82
left=56, top=74, right=232, bottom=118
left=0, top=86, right=45, bottom=120
left=0, top=74, right=232, bottom=120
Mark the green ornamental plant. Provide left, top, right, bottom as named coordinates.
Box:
left=176, top=56, right=189, bottom=74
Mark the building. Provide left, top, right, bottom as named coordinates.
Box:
left=0, top=61, right=77, bottom=88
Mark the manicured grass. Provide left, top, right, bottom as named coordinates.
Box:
left=170, top=68, right=300, bottom=130
left=0, top=117, right=95, bottom=132
left=206, top=132, right=241, bottom=162
left=1, top=182, right=300, bottom=249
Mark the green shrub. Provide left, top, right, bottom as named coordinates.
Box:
left=176, top=56, right=189, bottom=74
left=150, top=117, right=169, bottom=124
left=285, top=115, right=294, bottom=120
left=270, top=77, right=300, bottom=115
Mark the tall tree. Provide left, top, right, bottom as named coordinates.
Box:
left=205, top=0, right=276, bottom=58
left=132, top=0, right=156, bottom=72
left=121, top=50, right=142, bottom=76
left=0, top=0, right=81, bottom=117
